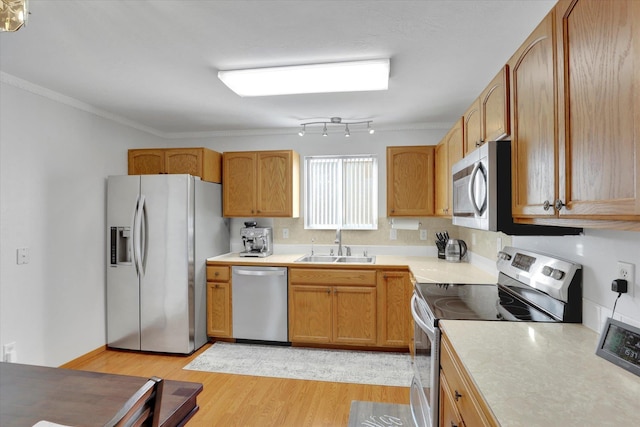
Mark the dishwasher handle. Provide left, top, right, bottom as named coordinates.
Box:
left=233, top=268, right=286, bottom=277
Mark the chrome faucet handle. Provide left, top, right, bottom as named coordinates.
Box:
left=311, top=238, right=315, bottom=255
left=330, top=248, right=334, bottom=256
left=363, top=250, right=368, bottom=257
left=345, top=246, right=351, bottom=256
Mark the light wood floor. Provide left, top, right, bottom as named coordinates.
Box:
left=63, top=343, right=410, bottom=427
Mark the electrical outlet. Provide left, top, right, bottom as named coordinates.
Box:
left=419, top=229, right=427, bottom=240
left=617, top=261, right=635, bottom=297
left=282, top=228, right=289, bottom=239
left=3, top=342, right=17, bottom=363
left=390, top=229, right=397, bottom=240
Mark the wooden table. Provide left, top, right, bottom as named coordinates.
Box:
left=0, top=362, right=203, bottom=427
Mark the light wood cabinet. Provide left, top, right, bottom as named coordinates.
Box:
left=206, top=265, right=232, bottom=338
left=463, top=66, right=510, bottom=156
left=554, top=0, right=640, bottom=220
left=462, top=99, right=481, bottom=155
left=440, top=332, right=498, bottom=427
left=435, top=118, right=464, bottom=217
left=511, top=0, right=640, bottom=226
left=440, top=372, right=466, bottom=427
left=509, top=10, right=557, bottom=219
left=387, top=146, right=435, bottom=217
left=128, top=147, right=222, bottom=183
left=376, top=270, right=412, bottom=348
left=288, top=268, right=377, bottom=346
left=223, top=150, right=300, bottom=218
left=480, top=66, right=510, bottom=144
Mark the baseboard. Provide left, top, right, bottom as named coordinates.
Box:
left=59, top=345, right=107, bottom=369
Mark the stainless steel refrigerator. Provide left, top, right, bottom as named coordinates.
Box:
left=106, top=174, right=229, bottom=354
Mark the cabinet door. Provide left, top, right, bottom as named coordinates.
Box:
left=463, top=99, right=482, bottom=155
left=206, top=282, right=232, bottom=337
left=387, top=146, right=435, bottom=216
left=509, top=10, right=558, bottom=218
left=256, top=151, right=295, bottom=217
left=377, top=271, right=411, bottom=347
left=223, top=152, right=257, bottom=216
left=435, top=118, right=464, bottom=217
left=481, top=65, right=510, bottom=142
left=128, top=149, right=165, bottom=175
left=556, top=0, right=640, bottom=219
left=165, top=148, right=203, bottom=177
left=434, top=141, right=449, bottom=216
left=332, top=286, right=377, bottom=346
left=440, top=372, right=465, bottom=427
left=289, top=285, right=332, bottom=343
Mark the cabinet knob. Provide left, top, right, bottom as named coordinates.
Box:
left=454, top=390, right=463, bottom=401
left=451, top=422, right=459, bottom=427
left=543, top=200, right=551, bottom=211
left=554, top=199, right=566, bottom=211
left=214, top=272, right=219, bottom=277
left=327, top=289, right=331, bottom=294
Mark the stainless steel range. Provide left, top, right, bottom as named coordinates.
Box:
left=410, top=246, right=582, bottom=427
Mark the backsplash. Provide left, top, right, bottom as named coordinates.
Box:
left=229, top=217, right=511, bottom=261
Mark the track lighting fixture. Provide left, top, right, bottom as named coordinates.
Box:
left=298, top=117, right=374, bottom=137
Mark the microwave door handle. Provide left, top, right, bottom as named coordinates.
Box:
left=468, top=162, right=483, bottom=216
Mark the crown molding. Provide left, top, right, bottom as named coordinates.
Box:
left=2, top=72, right=451, bottom=140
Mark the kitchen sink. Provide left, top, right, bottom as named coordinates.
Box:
left=335, top=256, right=376, bottom=263
left=295, top=255, right=340, bottom=263
left=294, top=255, right=376, bottom=264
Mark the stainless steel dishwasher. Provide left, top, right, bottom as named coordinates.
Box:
left=231, top=266, right=288, bottom=342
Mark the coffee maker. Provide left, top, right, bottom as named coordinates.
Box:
left=239, top=222, right=273, bottom=257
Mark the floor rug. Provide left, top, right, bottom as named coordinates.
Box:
left=348, top=401, right=413, bottom=427
left=183, top=342, right=413, bottom=387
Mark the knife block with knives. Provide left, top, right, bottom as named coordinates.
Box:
left=435, top=231, right=449, bottom=259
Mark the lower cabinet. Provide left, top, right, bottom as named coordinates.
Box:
left=377, top=270, right=413, bottom=347
left=440, top=332, right=498, bottom=427
left=206, top=265, right=232, bottom=338
left=206, top=263, right=412, bottom=350
left=289, top=268, right=377, bottom=346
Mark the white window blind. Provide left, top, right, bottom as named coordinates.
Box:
left=304, top=155, right=378, bottom=230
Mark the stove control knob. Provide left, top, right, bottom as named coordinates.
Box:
left=542, top=266, right=553, bottom=276
left=551, top=269, right=565, bottom=280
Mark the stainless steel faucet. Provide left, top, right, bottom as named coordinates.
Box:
left=335, top=229, right=342, bottom=256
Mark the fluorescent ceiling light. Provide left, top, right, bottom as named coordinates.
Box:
left=218, top=59, right=390, bottom=97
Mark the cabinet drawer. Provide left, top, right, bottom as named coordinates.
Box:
left=289, top=268, right=376, bottom=286
left=441, top=334, right=496, bottom=427
left=207, top=265, right=230, bottom=282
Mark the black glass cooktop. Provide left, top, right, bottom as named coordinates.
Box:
left=415, top=282, right=557, bottom=323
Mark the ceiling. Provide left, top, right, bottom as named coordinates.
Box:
left=0, top=0, right=556, bottom=137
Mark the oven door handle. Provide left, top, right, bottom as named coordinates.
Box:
left=411, top=294, right=436, bottom=341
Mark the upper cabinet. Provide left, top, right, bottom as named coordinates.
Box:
left=463, top=66, right=510, bottom=155
left=435, top=118, right=464, bottom=217
left=387, top=146, right=435, bottom=217
left=481, top=65, right=510, bottom=143
left=554, top=0, right=640, bottom=220
left=223, top=150, right=300, bottom=218
left=509, top=9, right=557, bottom=218
left=463, top=99, right=482, bottom=155
left=128, top=147, right=222, bottom=183
left=511, top=0, right=640, bottom=226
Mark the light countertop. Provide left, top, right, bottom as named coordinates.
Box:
left=440, top=320, right=640, bottom=426
left=207, top=253, right=498, bottom=284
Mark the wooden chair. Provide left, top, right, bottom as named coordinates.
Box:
left=104, top=376, right=164, bottom=427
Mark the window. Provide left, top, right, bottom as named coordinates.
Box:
left=304, top=155, right=378, bottom=230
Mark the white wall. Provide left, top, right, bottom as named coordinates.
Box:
left=512, top=230, right=640, bottom=332
left=0, top=80, right=164, bottom=366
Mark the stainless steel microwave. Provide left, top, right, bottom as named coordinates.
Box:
left=451, top=141, right=581, bottom=236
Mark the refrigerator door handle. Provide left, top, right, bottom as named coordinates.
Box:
left=133, top=195, right=146, bottom=277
